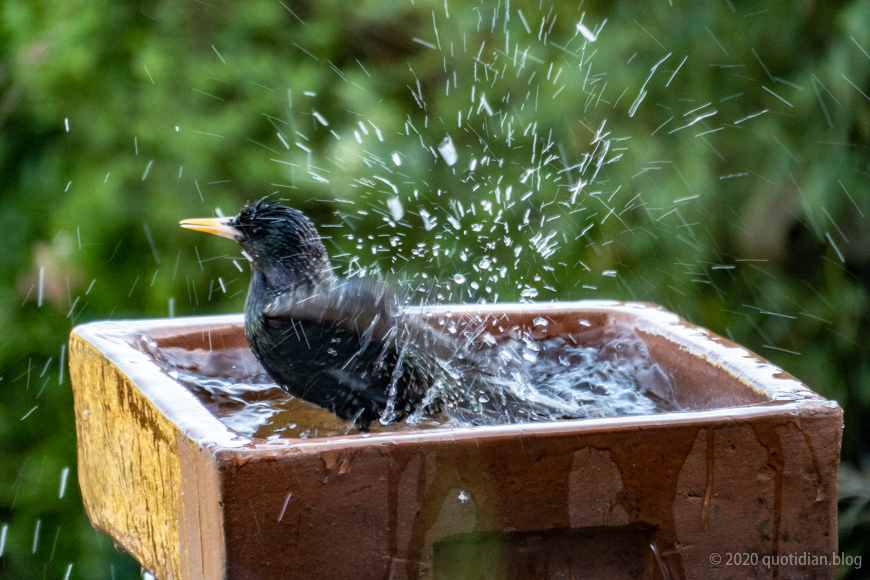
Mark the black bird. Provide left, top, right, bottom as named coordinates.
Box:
left=180, top=199, right=474, bottom=430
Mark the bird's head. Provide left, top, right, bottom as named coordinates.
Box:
left=181, top=198, right=334, bottom=290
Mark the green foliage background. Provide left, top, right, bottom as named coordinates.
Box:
left=1, top=0, right=868, bottom=577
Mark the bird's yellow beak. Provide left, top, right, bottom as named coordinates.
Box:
left=179, top=217, right=240, bottom=240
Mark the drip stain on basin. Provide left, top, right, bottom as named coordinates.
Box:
left=69, top=301, right=842, bottom=579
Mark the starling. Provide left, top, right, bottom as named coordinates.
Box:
left=180, top=198, right=471, bottom=430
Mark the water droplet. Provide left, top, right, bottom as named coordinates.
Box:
left=419, top=209, right=435, bottom=231
left=479, top=257, right=491, bottom=270
left=391, top=152, right=402, bottom=166
left=387, top=197, right=404, bottom=221
left=533, top=317, right=548, bottom=327
left=453, top=274, right=466, bottom=284
left=576, top=19, right=603, bottom=42
left=438, top=135, right=458, bottom=166
left=458, top=490, right=471, bottom=503
left=521, top=287, right=539, bottom=298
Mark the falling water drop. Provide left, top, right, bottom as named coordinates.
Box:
left=420, top=209, right=435, bottom=231
left=58, top=466, right=70, bottom=498
left=438, top=135, right=458, bottom=166
left=387, top=197, right=404, bottom=221
left=32, top=519, right=40, bottom=553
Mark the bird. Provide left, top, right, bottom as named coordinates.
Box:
left=179, top=199, right=678, bottom=431
left=180, top=198, right=479, bottom=430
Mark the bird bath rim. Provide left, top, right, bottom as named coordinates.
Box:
left=71, top=300, right=827, bottom=456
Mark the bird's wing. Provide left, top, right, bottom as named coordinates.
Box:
left=258, top=279, right=468, bottom=426
left=262, top=279, right=459, bottom=361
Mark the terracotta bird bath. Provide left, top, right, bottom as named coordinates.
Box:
left=69, top=301, right=842, bottom=579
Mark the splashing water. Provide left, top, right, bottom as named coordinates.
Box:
left=256, top=2, right=647, bottom=305
left=473, top=324, right=677, bottom=421
left=106, top=0, right=841, bottom=446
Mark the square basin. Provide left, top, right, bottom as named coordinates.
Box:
left=69, top=301, right=842, bottom=579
